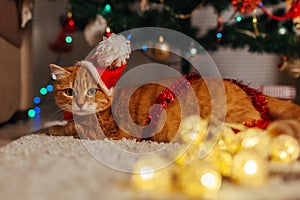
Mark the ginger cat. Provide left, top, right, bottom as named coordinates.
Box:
left=49, top=62, right=300, bottom=143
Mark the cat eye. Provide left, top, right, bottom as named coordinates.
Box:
left=87, top=88, right=97, bottom=96
left=65, top=88, right=74, bottom=96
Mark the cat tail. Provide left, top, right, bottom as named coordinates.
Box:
left=265, top=96, right=300, bottom=142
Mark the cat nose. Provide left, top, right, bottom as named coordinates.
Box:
left=77, top=102, right=84, bottom=108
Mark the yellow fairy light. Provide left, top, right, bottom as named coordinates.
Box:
left=270, top=134, right=299, bottom=163
left=243, top=159, right=258, bottom=175
left=204, top=145, right=233, bottom=177
left=177, top=160, right=222, bottom=198
left=231, top=150, right=268, bottom=186
left=67, top=11, right=72, bottom=18
left=175, top=145, right=200, bottom=166
left=178, top=115, right=208, bottom=144
left=218, top=126, right=241, bottom=154
left=131, top=154, right=173, bottom=191
left=239, top=128, right=271, bottom=157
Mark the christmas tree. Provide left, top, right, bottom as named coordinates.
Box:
left=67, top=0, right=300, bottom=56
left=63, top=0, right=300, bottom=75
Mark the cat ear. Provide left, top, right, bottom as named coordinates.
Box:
left=50, top=64, right=71, bottom=79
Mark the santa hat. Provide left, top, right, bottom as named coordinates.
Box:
left=78, top=33, right=131, bottom=95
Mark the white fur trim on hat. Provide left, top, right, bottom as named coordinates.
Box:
left=76, top=61, right=113, bottom=96
left=94, top=33, right=131, bottom=68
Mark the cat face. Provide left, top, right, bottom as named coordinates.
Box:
left=50, top=64, right=112, bottom=115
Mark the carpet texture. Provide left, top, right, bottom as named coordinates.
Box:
left=1, top=133, right=300, bottom=200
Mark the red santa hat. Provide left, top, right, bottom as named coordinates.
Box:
left=78, top=33, right=131, bottom=95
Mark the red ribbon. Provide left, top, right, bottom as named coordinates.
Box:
left=231, top=80, right=271, bottom=129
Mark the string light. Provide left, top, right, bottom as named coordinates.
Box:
left=33, top=96, right=41, bottom=104
left=40, top=88, right=48, bottom=95
left=46, top=84, right=54, bottom=92
left=28, top=109, right=36, bottom=118
left=216, top=32, right=223, bottom=39
left=104, top=4, right=112, bottom=13
left=270, top=135, right=299, bottom=163
left=34, top=106, right=41, bottom=114
left=65, top=35, right=73, bottom=44
left=278, top=27, right=287, bottom=35
left=141, top=44, right=148, bottom=51
left=27, top=83, right=55, bottom=119
left=235, top=16, right=242, bottom=22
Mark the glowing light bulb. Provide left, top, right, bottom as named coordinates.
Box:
left=68, top=19, right=75, bottom=26
left=201, top=172, right=219, bottom=189
left=139, top=166, right=154, bottom=180
left=216, top=32, right=222, bottom=39
left=243, top=159, right=258, bottom=175
left=104, top=4, right=111, bottom=12
left=231, top=150, right=267, bottom=186
left=28, top=109, right=36, bottom=118
left=46, top=84, right=54, bottom=92
left=190, top=48, right=197, bottom=56
left=67, top=11, right=72, bottom=18
left=33, top=96, right=41, bottom=104
left=40, top=88, right=48, bottom=95
left=65, top=36, right=73, bottom=44
left=278, top=27, right=287, bottom=35
left=270, top=135, right=299, bottom=163
left=34, top=106, right=41, bottom=114
left=131, top=154, right=172, bottom=191
left=141, top=45, right=148, bottom=51
left=235, top=16, right=242, bottom=22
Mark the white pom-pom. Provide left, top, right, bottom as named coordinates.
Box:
left=95, top=33, right=131, bottom=68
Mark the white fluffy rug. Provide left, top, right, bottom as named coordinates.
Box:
left=1, top=133, right=300, bottom=200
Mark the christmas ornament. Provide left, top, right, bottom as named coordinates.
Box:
left=270, top=134, right=300, bottom=163
left=131, top=154, right=173, bottom=191
left=231, top=0, right=261, bottom=13
left=231, top=150, right=268, bottom=186
left=83, top=14, right=107, bottom=46
left=152, top=36, right=171, bottom=61
left=278, top=56, right=300, bottom=78
left=177, top=160, right=222, bottom=198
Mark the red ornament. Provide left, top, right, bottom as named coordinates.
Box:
left=231, top=0, right=261, bottom=13
left=63, top=17, right=76, bottom=33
